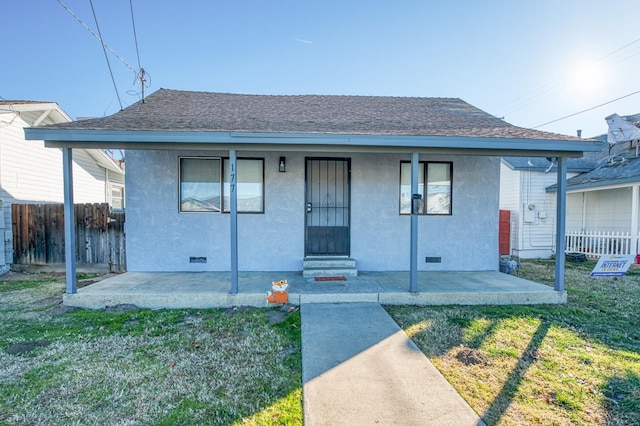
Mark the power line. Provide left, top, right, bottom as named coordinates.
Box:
left=89, top=0, right=123, bottom=110
left=57, top=0, right=137, bottom=76
left=600, top=36, right=640, bottom=61
left=532, top=89, right=640, bottom=129
left=130, top=0, right=142, bottom=70
left=129, top=0, right=148, bottom=102
left=499, top=36, right=640, bottom=118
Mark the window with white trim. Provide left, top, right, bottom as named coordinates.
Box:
left=111, top=184, right=125, bottom=210
left=400, top=161, right=452, bottom=215
left=179, top=157, right=264, bottom=213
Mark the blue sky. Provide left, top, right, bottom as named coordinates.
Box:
left=3, top=0, right=640, bottom=137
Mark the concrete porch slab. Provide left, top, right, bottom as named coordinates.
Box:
left=63, top=270, right=566, bottom=309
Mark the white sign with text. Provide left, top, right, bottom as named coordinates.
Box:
left=590, top=254, right=635, bottom=277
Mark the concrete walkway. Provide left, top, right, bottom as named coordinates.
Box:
left=302, top=303, right=485, bottom=425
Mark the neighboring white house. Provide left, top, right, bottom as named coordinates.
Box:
left=501, top=112, right=640, bottom=259
left=25, top=89, right=602, bottom=295
left=500, top=156, right=596, bottom=258
left=553, top=113, right=640, bottom=257
left=0, top=101, right=125, bottom=267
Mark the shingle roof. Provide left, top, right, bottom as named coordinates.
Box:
left=39, top=89, right=582, bottom=140
left=560, top=155, right=640, bottom=188
left=0, top=100, right=54, bottom=106
left=502, top=155, right=599, bottom=173
left=548, top=113, right=640, bottom=189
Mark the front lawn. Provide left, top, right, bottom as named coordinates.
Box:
left=0, top=274, right=302, bottom=425
left=387, top=260, right=640, bottom=425
left=3, top=260, right=638, bottom=425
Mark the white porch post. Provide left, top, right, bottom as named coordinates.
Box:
left=631, top=184, right=639, bottom=255
left=62, top=147, right=77, bottom=294
left=554, top=157, right=567, bottom=292
left=581, top=192, right=587, bottom=231
left=410, top=152, right=419, bottom=292
left=229, top=149, right=238, bottom=294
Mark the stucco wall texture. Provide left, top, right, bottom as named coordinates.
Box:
left=125, top=150, right=499, bottom=272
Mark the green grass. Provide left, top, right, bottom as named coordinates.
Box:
left=0, top=279, right=302, bottom=425
left=4, top=261, right=639, bottom=425
left=0, top=278, right=56, bottom=293
left=387, top=260, right=640, bottom=425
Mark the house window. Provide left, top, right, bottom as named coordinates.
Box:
left=111, top=185, right=125, bottom=210
left=223, top=159, right=264, bottom=213
left=179, top=157, right=264, bottom=213
left=400, top=161, right=452, bottom=215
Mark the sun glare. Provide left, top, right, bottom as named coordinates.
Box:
left=568, top=60, right=606, bottom=94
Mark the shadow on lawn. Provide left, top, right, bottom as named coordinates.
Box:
left=602, top=370, right=640, bottom=425
left=480, top=320, right=550, bottom=424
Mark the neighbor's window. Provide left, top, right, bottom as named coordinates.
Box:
left=400, top=161, right=452, bottom=215
left=179, top=157, right=264, bottom=213
left=111, top=184, right=125, bottom=210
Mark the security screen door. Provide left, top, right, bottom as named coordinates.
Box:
left=305, top=158, right=351, bottom=256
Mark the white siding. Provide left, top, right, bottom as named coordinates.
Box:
left=505, top=169, right=579, bottom=259
left=0, top=111, right=124, bottom=263
left=499, top=163, right=520, bottom=210
left=0, top=114, right=114, bottom=205
left=500, top=165, right=553, bottom=258
left=499, top=163, right=522, bottom=257
left=583, top=187, right=632, bottom=232
left=566, top=193, right=584, bottom=231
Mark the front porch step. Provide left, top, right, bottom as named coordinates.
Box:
left=303, top=257, right=358, bottom=278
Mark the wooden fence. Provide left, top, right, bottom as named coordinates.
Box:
left=11, top=203, right=126, bottom=271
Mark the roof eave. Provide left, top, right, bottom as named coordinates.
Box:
left=546, top=176, right=640, bottom=193
left=24, top=128, right=606, bottom=157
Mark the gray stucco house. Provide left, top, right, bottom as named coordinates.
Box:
left=25, top=89, right=603, bottom=294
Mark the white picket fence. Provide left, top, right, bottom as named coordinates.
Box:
left=565, top=230, right=637, bottom=257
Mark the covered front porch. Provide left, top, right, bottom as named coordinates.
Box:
left=63, top=270, right=566, bottom=309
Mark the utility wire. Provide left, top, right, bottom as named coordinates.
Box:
left=532, top=89, right=640, bottom=129
left=89, top=0, right=123, bottom=110
left=129, top=0, right=148, bottom=102
left=130, top=0, right=142, bottom=70
left=57, top=0, right=137, bottom=76
left=499, top=36, right=640, bottom=118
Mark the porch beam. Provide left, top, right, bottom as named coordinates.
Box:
left=27, top=128, right=604, bottom=156
left=554, top=157, right=567, bottom=291
left=229, top=149, right=238, bottom=294
left=410, top=152, right=419, bottom=293
left=62, top=147, right=77, bottom=294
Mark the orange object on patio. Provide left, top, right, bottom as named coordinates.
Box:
left=267, top=279, right=288, bottom=304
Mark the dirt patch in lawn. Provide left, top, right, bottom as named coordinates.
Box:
left=4, top=339, right=51, bottom=356
left=456, top=347, right=490, bottom=366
